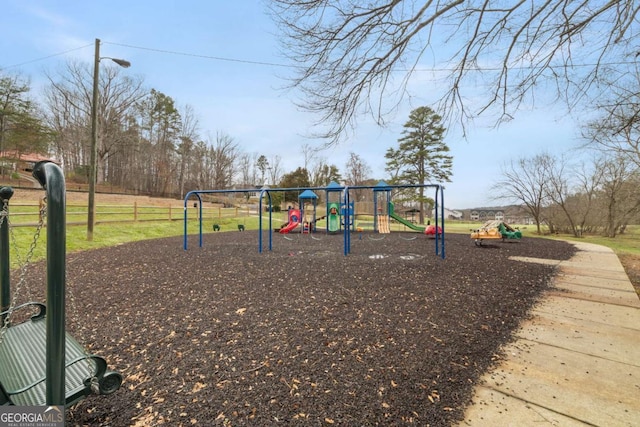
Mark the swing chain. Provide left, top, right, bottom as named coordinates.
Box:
left=90, top=377, right=100, bottom=394
left=0, top=196, right=47, bottom=344
left=0, top=196, right=100, bottom=394
left=0, top=194, right=100, bottom=392
left=0, top=198, right=8, bottom=228
left=0, top=191, right=101, bottom=396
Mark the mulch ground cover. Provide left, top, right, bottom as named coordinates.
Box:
left=17, top=231, right=576, bottom=426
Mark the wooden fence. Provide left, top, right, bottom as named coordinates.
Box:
left=4, top=202, right=257, bottom=227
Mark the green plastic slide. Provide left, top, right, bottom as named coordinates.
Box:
left=388, top=202, right=425, bottom=232
left=328, top=203, right=340, bottom=232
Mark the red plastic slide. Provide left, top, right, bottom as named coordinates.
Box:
left=279, top=209, right=301, bottom=234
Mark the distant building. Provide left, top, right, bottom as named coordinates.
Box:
left=469, top=209, right=503, bottom=221
left=0, top=151, right=59, bottom=172
left=433, top=207, right=463, bottom=220
left=469, top=206, right=534, bottom=224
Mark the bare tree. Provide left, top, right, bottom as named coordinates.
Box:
left=206, top=131, right=240, bottom=189
left=572, top=158, right=606, bottom=234
left=268, top=155, right=283, bottom=185
left=543, top=154, right=584, bottom=237
left=583, top=70, right=640, bottom=167
left=176, top=104, right=200, bottom=199
left=270, top=1, right=639, bottom=144
left=44, top=61, right=145, bottom=181
left=310, top=156, right=341, bottom=187
left=238, top=152, right=260, bottom=198
left=598, top=155, right=640, bottom=237
left=498, top=150, right=640, bottom=237
left=495, top=153, right=552, bottom=234
left=344, top=152, right=371, bottom=185
left=301, top=143, right=319, bottom=172
left=344, top=152, right=371, bottom=202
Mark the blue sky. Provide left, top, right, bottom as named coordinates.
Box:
left=1, top=1, right=584, bottom=209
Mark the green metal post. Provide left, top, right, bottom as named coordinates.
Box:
left=33, top=161, right=66, bottom=407
left=0, top=187, right=14, bottom=322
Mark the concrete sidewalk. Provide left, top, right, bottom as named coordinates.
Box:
left=457, top=241, right=640, bottom=427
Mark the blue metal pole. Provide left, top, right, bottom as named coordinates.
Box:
left=440, top=186, right=445, bottom=259
left=434, top=185, right=440, bottom=256
left=267, top=191, right=273, bottom=251
left=258, top=189, right=274, bottom=253
left=258, top=191, right=263, bottom=253
left=268, top=192, right=273, bottom=251
left=183, top=204, right=188, bottom=250
left=343, top=188, right=350, bottom=255
left=197, top=194, right=203, bottom=248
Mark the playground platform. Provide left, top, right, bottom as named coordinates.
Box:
left=457, top=241, right=640, bottom=427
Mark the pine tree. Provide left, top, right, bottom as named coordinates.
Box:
left=385, top=106, right=452, bottom=224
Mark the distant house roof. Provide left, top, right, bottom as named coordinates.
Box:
left=0, top=151, right=58, bottom=164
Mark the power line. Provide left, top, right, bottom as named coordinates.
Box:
left=2, top=40, right=636, bottom=75
left=0, top=44, right=93, bottom=71
left=105, top=41, right=636, bottom=73
left=105, top=41, right=291, bottom=68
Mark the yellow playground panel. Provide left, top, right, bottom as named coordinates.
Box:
left=470, top=220, right=522, bottom=246
left=377, top=215, right=391, bottom=234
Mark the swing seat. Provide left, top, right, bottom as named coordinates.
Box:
left=0, top=302, right=122, bottom=407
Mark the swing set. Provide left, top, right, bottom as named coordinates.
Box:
left=0, top=161, right=121, bottom=407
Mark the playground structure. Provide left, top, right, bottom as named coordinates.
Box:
left=276, top=190, right=338, bottom=235
left=372, top=181, right=437, bottom=235
left=0, top=161, right=122, bottom=408
left=471, top=220, right=523, bottom=246
left=184, top=182, right=445, bottom=258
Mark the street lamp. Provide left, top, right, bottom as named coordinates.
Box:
left=88, top=38, right=130, bottom=241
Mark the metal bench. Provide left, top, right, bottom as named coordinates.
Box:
left=0, top=303, right=122, bottom=407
